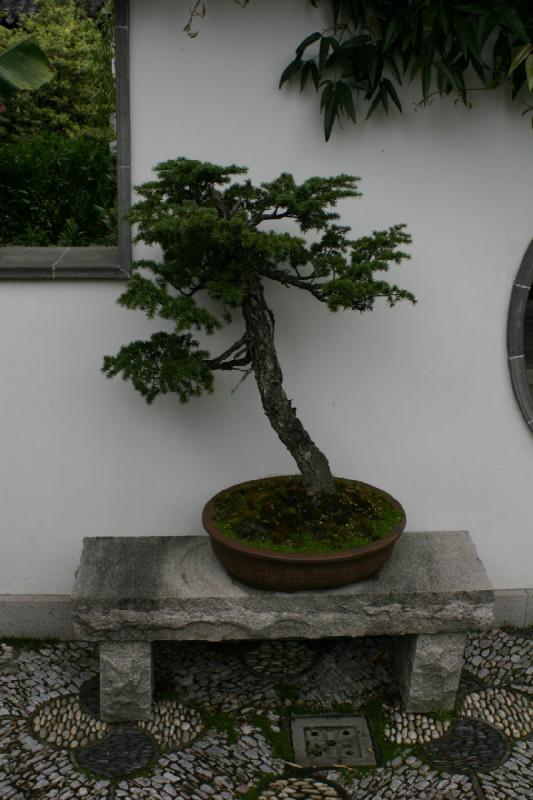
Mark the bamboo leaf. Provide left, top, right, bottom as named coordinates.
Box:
left=337, top=81, right=357, bottom=122
left=319, top=37, right=330, bottom=71
left=300, top=60, right=310, bottom=90
left=435, top=60, right=456, bottom=88
left=279, top=57, right=302, bottom=89
left=409, top=55, right=425, bottom=82
left=320, top=81, right=334, bottom=111
left=435, top=1, right=449, bottom=35
left=509, top=44, right=533, bottom=75
left=453, top=16, right=470, bottom=58
left=497, top=7, right=529, bottom=43
left=331, top=0, right=342, bottom=25
left=526, top=54, right=533, bottom=92
left=471, top=60, right=486, bottom=84
left=386, top=54, right=403, bottom=84
left=380, top=81, right=389, bottom=113
left=382, top=17, right=401, bottom=52
left=296, top=31, right=322, bottom=58
left=309, top=61, right=320, bottom=90
left=365, top=89, right=383, bottom=119
left=436, top=66, right=446, bottom=95
left=492, top=29, right=511, bottom=80
left=381, top=78, right=402, bottom=112
left=323, top=88, right=339, bottom=141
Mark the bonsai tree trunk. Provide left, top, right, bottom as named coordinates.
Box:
left=242, top=275, right=335, bottom=496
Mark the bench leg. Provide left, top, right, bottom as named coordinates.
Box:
left=394, top=633, right=465, bottom=712
left=99, top=641, right=153, bottom=722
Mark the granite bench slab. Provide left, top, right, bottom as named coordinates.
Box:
left=71, top=531, right=494, bottom=721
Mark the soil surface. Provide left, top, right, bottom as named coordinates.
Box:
left=212, top=476, right=403, bottom=554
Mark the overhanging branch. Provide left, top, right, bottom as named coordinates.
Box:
left=250, top=208, right=290, bottom=227
left=259, top=267, right=325, bottom=302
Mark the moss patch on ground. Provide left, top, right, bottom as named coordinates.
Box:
left=250, top=711, right=293, bottom=762
left=241, top=773, right=279, bottom=800
left=212, top=477, right=402, bottom=554
left=202, top=709, right=240, bottom=744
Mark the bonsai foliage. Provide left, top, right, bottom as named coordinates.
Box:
left=281, top=0, right=533, bottom=139
left=103, top=158, right=414, bottom=495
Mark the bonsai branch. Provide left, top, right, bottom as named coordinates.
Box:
left=260, top=267, right=324, bottom=301
left=250, top=208, right=290, bottom=227
left=208, top=184, right=229, bottom=218
left=207, top=334, right=250, bottom=371
left=213, top=355, right=251, bottom=371
left=180, top=284, right=203, bottom=297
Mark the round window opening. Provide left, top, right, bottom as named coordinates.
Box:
left=508, top=241, right=533, bottom=431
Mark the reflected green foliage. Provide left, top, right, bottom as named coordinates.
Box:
left=0, top=134, right=117, bottom=245
left=0, top=0, right=114, bottom=142
left=0, top=1, right=116, bottom=246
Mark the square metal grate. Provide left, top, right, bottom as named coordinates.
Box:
left=291, top=714, right=376, bottom=768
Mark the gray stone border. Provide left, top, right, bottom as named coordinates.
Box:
left=0, top=0, right=132, bottom=281
left=115, top=0, right=132, bottom=277
left=507, top=239, right=533, bottom=431
left=0, top=595, right=73, bottom=639
left=494, top=588, right=533, bottom=628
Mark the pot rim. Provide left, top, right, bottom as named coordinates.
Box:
left=202, top=475, right=406, bottom=563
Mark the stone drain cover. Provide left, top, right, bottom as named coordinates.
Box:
left=291, top=715, right=376, bottom=767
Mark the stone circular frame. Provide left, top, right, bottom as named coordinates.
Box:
left=508, top=240, right=533, bottom=431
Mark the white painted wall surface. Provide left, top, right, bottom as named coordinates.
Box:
left=1, top=0, right=532, bottom=595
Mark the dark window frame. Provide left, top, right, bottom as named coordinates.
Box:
left=507, top=240, right=533, bottom=432
left=0, top=0, right=131, bottom=280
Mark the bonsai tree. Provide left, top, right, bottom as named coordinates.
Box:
left=103, top=158, right=414, bottom=497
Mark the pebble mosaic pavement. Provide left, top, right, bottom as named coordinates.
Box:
left=0, top=629, right=531, bottom=799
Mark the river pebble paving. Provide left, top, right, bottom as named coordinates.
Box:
left=382, top=702, right=451, bottom=745
left=464, top=629, right=533, bottom=693
left=0, top=629, right=531, bottom=798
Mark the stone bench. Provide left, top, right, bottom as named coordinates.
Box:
left=71, top=531, right=494, bottom=722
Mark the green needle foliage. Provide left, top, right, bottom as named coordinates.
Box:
left=104, top=158, right=413, bottom=493
left=279, top=1, right=533, bottom=139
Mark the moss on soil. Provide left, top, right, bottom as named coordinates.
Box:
left=212, top=477, right=402, bottom=554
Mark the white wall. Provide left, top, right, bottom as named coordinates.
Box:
left=1, top=0, right=532, bottom=595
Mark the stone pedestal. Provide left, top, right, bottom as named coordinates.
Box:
left=99, top=641, right=152, bottom=721
left=395, top=633, right=466, bottom=712
left=72, top=532, right=494, bottom=721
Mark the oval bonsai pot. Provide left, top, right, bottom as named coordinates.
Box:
left=202, top=477, right=406, bottom=592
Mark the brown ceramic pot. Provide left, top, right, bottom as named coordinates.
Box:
left=202, top=477, right=406, bottom=592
